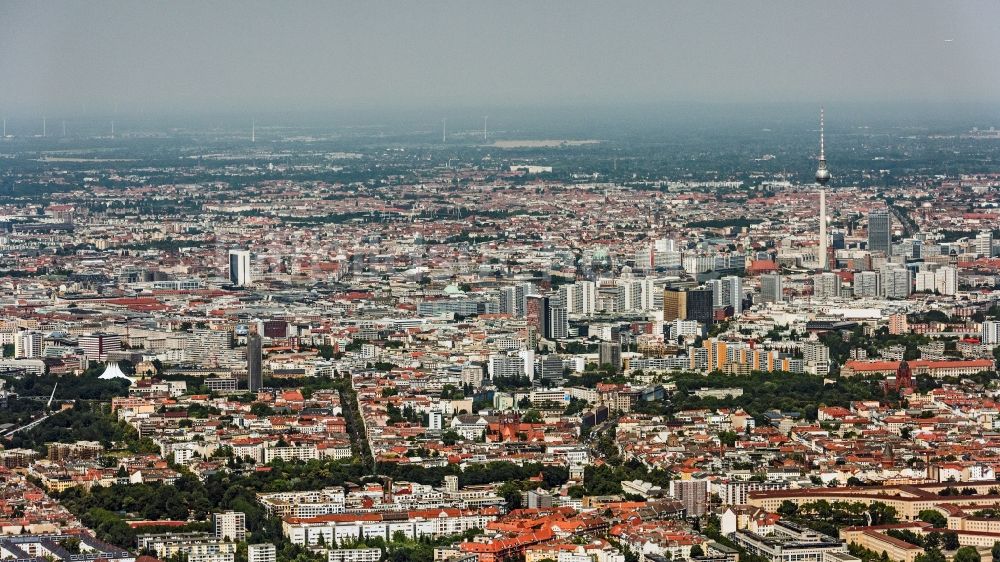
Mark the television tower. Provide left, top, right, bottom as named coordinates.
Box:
left=815, top=107, right=831, bottom=270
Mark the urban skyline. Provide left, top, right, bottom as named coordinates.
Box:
left=1, top=5, right=1000, bottom=562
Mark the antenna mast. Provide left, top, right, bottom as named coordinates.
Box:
left=819, top=107, right=825, bottom=162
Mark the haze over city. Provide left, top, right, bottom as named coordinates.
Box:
left=3, top=1, right=1000, bottom=117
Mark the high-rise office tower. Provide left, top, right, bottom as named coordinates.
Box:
left=639, top=278, right=661, bottom=311
left=247, top=331, right=263, bottom=391
left=499, top=286, right=520, bottom=316
left=854, top=271, right=880, bottom=298
left=14, top=330, right=43, bottom=359
left=669, top=479, right=709, bottom=517
left=663, top=288, right=686, bottom=322
left=526, top=295, right=550, bottom=339
left=228, top=249, right=252, bottom=286
left=248, top=545, right=276, bottom=562
left=598, top=341, right=622, bottom=373
left=213, top=511, right=247, bottom=542
left=562, top=280, right=597, bottom=315
left=499, top=283, right=534, bottom=317
left=934, top=266, right=958, bottom=296
left=621, top=280, right=643, bottom=312
left=915, top=270, right=935, bottom=293
left=813, top=272, right=842, bottom=299
left=707, top=279, right=724, bottom=308
left=685, top=288, right=714, bottom=324
left=548, top=305, right=568, bottom=340
left=881, top=266, right=912, bottom=299
left=976, top=230, right=994, bottom=257
left=982, top=321, right=1000, bottom=345
left=760, top=274, right=783, bottom=304
left=868, top=209, right=891, bottom=255
left=79, top=332, right=122, bottom=362
left=721, top=275, right=743, bottom=314
left=664, top=287, right=715, bottom=323
left=547, top=293, right=568, bottom=339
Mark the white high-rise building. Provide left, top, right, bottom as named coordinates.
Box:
left=499, top=283, right=533, bottom=317
left=567, top=281, right=597, bottom=316
left=248, top=544, right=276, bottom=562
left=982, top=321, right=1000, bottom=345
left=428, top=410, right=443, bottom=431
left=213, top=511, right=246, bottom=542
left=518, top=349, right=536, bottom=381
left=639, top=278, right=661, bottom=311
left=707, top=279, right=724, bottom=307
left=190, top=329, right=233, bottom=365
left=854, top=271, right=880, bottom=298
left=976, top=231, right=994, bottom=257
left=621, top=280, right=643, bottom=311
left=708, top=276, right=743, bottom=314
left=802, top=341, right=831, bottom=375
left=488, top=353, right=525, bottom=379
left=760, top=274, right=783, bottom=304
left=934, top=266, right=958, bottom=296
left=560, top=284, right=577, bottom=313
left=228, top=249, right=252, bottom=286
left=915, top=271, right=935, bottom=293
left=881, top=266, right=912, bottom=299
left=655, top=250, right=683, bottom=269
left=723, top=276, right=743, bottom=315
left=548, top=306, right=568, bottom=339
left=667, top=319, right=702, bottom=339
left=14, top=331, right=43, bottom=359
left=813, top=272, right=841, bottom=300
left=634, top=246, right=650, bottom=271
left=654, top=238, right=677, bottom=252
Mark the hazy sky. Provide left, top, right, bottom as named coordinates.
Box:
left=2, top=0, right=999, bottom=116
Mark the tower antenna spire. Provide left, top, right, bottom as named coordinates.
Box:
left=819, top=106, right=826, bottom=162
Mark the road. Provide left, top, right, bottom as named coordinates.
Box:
left=888, top=203, right=919, bottom=238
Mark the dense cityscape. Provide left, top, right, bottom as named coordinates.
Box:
left=0, top=104, right=997, bottom=562
left=3, top=4, right=1000, bottom=562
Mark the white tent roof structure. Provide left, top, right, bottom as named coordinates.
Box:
left=98, top=362, right=133, bottom=384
